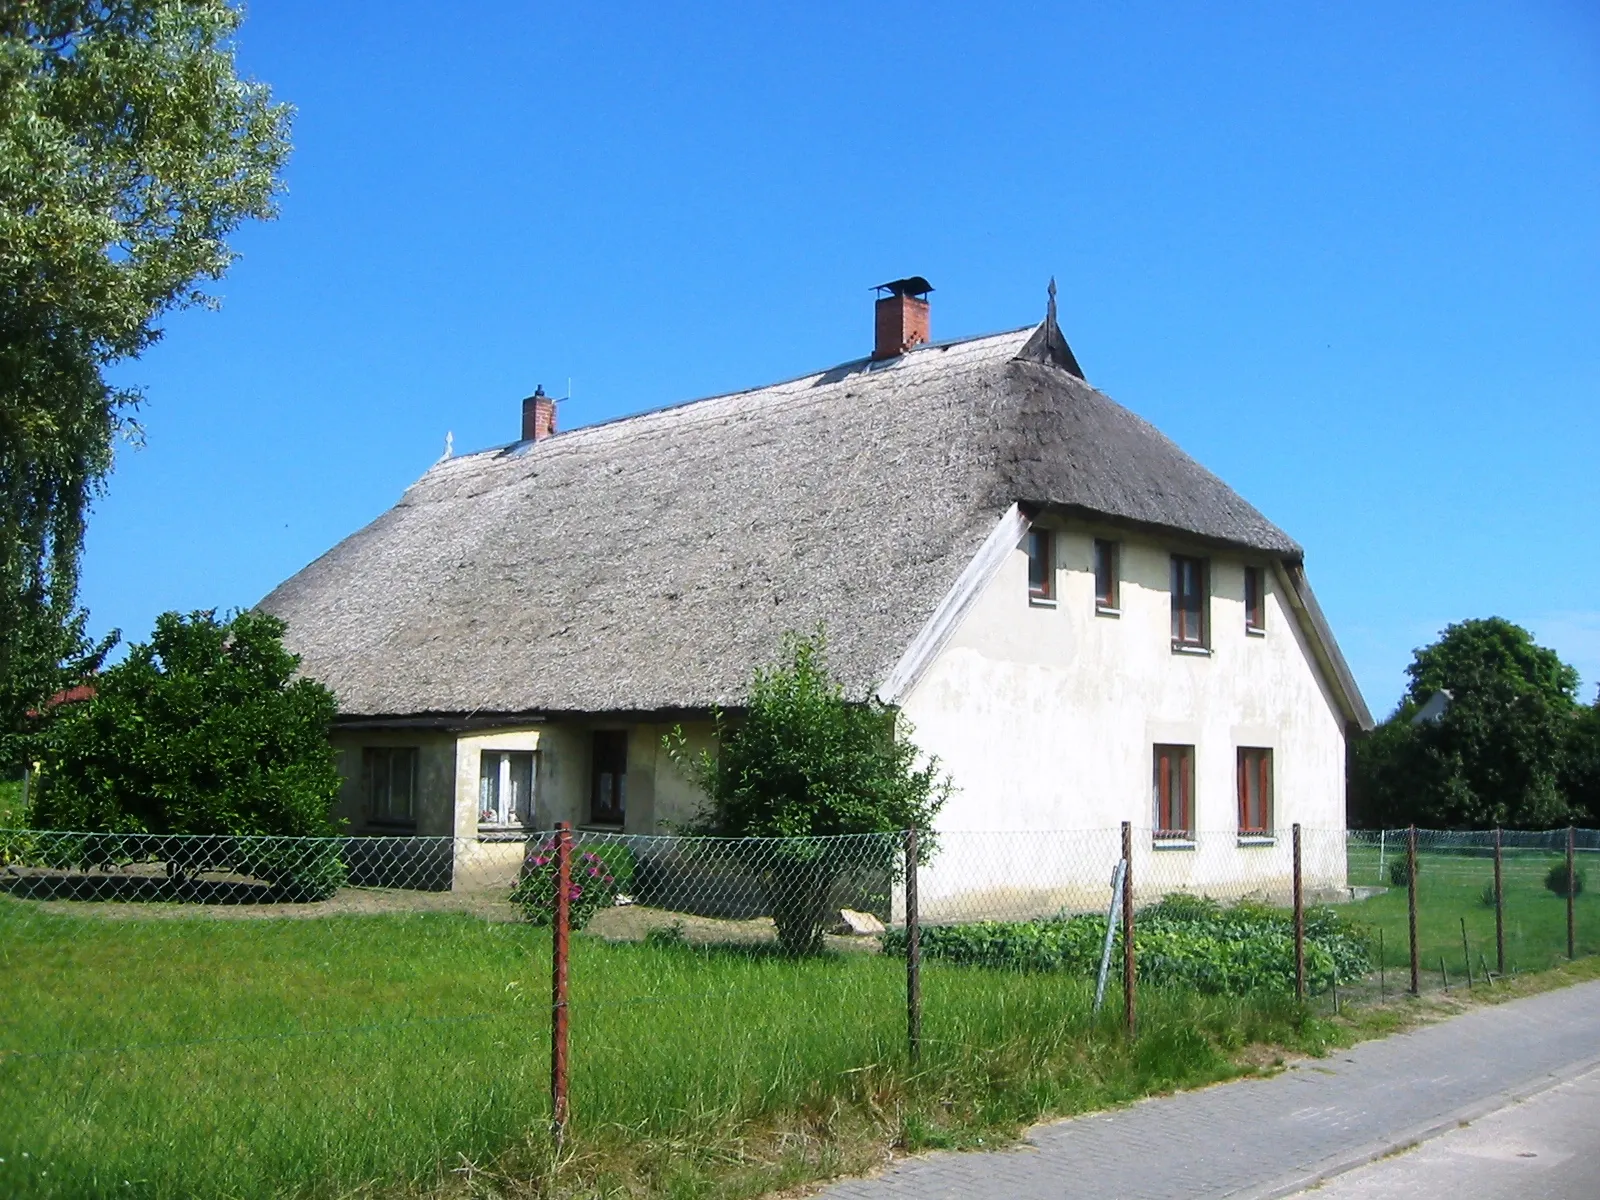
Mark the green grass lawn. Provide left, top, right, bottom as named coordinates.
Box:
left=3, top=840, right=1594, bottom=1198
left=1344, top=842, right=1595, bottom=988
left=0, top=896, right=1329, bottom=1200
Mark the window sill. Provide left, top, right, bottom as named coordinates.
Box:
left=1237, top=834, right=1276, bottom=847
left=477, top=826, right=528, bottom=842
left=1245, top=626, right=1267, bottom=638
left=1028, top=596, right=1057, bottom=608
left=1152, top=837, right=1196, bottom=851
left=580, top=822, right=625, bottom=833
left=1095, top=605, right=1121, bottom=618
left=1171, top=643, right=1211, bottom=657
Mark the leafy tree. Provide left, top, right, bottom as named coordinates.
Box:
left=1560, top=695, right=1600, bottom=826
left=1406, top=618, right=1579, bottom=711
left=668, top=630, right=950, bottom=954
left=1354, top=620, right=1577, bottom=829
left=31, top=609, right=341, bottom=838
left=0, top=2, right=291, bottom=769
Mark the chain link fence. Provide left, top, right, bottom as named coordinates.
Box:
left=1, top=822, right=1594, bottom=1194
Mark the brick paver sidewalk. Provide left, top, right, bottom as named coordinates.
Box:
left=819, top=980, right=1600, bottom=1200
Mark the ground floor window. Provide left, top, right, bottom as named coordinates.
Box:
left=1237, top=747, right=1273, bottom=835
left=1153, top=744, right=1194, bottom=840
left=363, top=746, right=418, bottom=827
left=479, top=750, right=535, bottom=828
left=590, top=730, right=627, bottom=827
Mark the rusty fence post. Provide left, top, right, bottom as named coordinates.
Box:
left=905, top=827, right=921, bottom=1064
left=1568, top=825, right=1577, bottom=961
left=1121, top=820, right=1135, bottom=1038
left=551, top=822, right=572, bottom=1141
left=1493, top=827, right=1505, bottom=977
left=1407, top=825, right=1420, bottom=996
left=1293, top=823, right=1305, bottom=1003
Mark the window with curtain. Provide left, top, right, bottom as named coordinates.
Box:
left=590, top=731, right=628, bottom=827
left=1170, top=555, right=1208, bottom=649
left=479, top=750, right=535, bottom=828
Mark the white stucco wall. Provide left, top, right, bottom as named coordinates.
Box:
left=897, top=519, right=1351, bottom=919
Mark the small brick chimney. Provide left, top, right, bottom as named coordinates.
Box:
left=872, top=276, right=933, bottom=360
left=521, top=385, right=557, bottom=442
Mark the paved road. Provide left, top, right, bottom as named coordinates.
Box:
left=1291, top=1062, right=1600, bottom=1200
left=819, top=979, right=1600, bottom=1200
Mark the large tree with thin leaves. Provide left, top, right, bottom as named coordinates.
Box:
left=0, top=1, right=291, bottom=767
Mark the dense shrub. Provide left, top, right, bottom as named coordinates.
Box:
left=512, top=839, right=631, bottom=929
left=1388, top=856, right=1416, bottom=888
left=666, top=630, right=948, bottom=954
left=1544, top=862, right=1585, bottom=899
left=31, top=610, right=341, bottom=838
left=884, top=895, right=1370, bottom=997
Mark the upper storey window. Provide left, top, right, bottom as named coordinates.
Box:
left=1171, top=555, right=1209, bottom=650
left=1244, top=566, right=1267, bottom=635
left=1094, top=538, right=1120, bottom=614
left=1026, top=529, right=1054, bottom=605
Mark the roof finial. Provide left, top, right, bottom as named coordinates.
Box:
left=1046, top=276, right=1057, bottom=327
left=442, top=430, right=454, bottom=460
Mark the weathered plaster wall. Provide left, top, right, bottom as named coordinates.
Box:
left=329, top=730, right=456, bottom=837
left=898, top=519, right=1350, bottom=915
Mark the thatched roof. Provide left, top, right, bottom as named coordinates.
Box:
left=261, top=317, right=1362, bottom=723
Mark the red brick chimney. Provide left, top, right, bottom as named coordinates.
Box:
left=872, top=276, right=933, bottom=360
left=521, top=385, right=557, bottom=442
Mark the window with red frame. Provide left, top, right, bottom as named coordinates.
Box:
left=1244, top=566, right=1266, bottom=634
left=1026, top=528, right=1054, bottom=603
left=1153, top=744, right=1195, bottom=840
left=1237, top=747, right=1273, bottom=835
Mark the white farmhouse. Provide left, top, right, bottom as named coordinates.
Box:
left=260, top=279, right=1371, bottom=909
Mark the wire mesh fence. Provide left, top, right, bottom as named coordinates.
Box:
left=0, top=822, right=1594, bottom=1195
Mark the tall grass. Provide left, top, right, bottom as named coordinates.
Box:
left=0, top=899, right=1324, bottom=1200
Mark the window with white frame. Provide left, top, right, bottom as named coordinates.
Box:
left=479, top=750, right=535, bottom=828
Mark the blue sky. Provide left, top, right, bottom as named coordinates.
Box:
left=86, top=0, right=1599, bottom=715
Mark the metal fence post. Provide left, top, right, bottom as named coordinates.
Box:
left=1407, top=825, right=1420, bottom=996
left=551, top=822, right=572, bottom=1141
left=1121, top=820, right=1135, bottom=1037
left=905, top=827, right=921, bottom=1064
left=1568, top=825, right=1577, bottom=961
left=1293, top=823, right=1305, bottom=1003
left=1493, top=827, right=1505, bottom=977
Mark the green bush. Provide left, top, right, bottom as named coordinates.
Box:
left=31, top=610, right=342, bottom=838
left=511, top=839, right=627, bottom=930
left=1544, top=862, right=1585, bottom=898
left=1388, top=856, right=1416, bottom=888
left=666, top=629, right=948, bottom=954
left=885, top=896, right=1370, bottom=997
left=235, top=840, right=347, bottom=902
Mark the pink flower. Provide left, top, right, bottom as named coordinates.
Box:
left=587, top=866, right=600, bottom=877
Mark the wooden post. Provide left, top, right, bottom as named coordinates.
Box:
left=1121, top=821, right=1135, bottom=1037
left=1493, top=827, right=1505, bottom=977
left=905, top=827, right=921, bottom=1064
left=1407, top=825, right=1420, bottom=996
left=1293, top=823, right=1306, bottom=1003
left=551, top=822, right=572, bottom=1140
left=1461, top=917, right=1473, bottom=989
left=1568, top=825, right=1577, bottom=961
